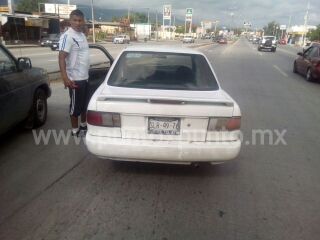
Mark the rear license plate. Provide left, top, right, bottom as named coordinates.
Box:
left=148, top=117, right=180, bottom=135
left=53, top=44, right=57, bottom=47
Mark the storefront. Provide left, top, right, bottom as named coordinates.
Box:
left=286, top=25, right=316, bottom=45
left=0, top=13, right=60, bottom=44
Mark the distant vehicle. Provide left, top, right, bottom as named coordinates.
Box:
left=49, top=34, right=61, bottom=51
left=252, top=37, right=260, bottom=44
left=183, top=36, right=195, bottom=43
left=249, top=37, right=253, bottom=41
left=113, top=35, right=130, bottom=44
left=0, top=43, right=51, bottom=135
left=219, top=38, right=227, bottom=44
left=293, top=43, right=320, bottom=82
left=279, top=39, right=286, bottom=45
left=258, top=35, right=277, bottom=52
left=214, top=35, right=223, bottom=43
left=201, top=34, right=211, bottom=39
left=303, top=42, right=317, bottom=52
left=39, top=33, right=59, bottom=47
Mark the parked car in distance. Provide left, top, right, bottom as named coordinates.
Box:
left=182, top=35, right=195, bottom=43
left=49, top=33, right=61, bottom=51
left=113, top=35, right=130, bottom=44
left=39, top=33, right=60, bottom=47
left=293, top=43, right=320, bottom=82
left=279, top=39, right=286, bottom=45
left=86, top=46, right=242, bottom=165
left=0, top=43, right=52, bottom=135
left=219, top=38, right=227, bottom=44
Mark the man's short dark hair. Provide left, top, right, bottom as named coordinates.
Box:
left=70, top=9, right=84, bottom=19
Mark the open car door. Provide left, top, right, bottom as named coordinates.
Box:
left=88, top=44, right=114, bottom=99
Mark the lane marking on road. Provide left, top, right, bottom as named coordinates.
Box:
left=259, top=52, right=262, bottom=55
left=222, top=48, right=228, bottom=54
left=48, top=60, right=58, bottom=61
left=27, top=52, right=58, bottom=57
left=273, top=65, right=288, bottom=77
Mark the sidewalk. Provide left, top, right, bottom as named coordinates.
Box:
left=5, top=44, right=40, bottom=49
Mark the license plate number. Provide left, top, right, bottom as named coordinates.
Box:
left=53, top=44, right=57, bottom=47
left=148, top=117, right=180, bottom=135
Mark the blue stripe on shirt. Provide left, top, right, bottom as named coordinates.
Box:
left=61, top=34, right=68, bottom=50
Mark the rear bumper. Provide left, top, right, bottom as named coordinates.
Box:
left=86, top=134, right=241, bottom=165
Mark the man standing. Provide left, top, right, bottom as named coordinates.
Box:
left=59, top=9, right=90, bottom=137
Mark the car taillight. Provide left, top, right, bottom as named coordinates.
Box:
left=87, top=111, right=121, bottom=127
left=207, top=117, right=241, bottom=131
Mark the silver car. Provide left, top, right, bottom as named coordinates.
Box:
left=183, top=36, right=195, bottom=43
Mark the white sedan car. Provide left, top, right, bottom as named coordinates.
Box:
left=182, top=36, right=195, bottom=43
left=86, top=46, right=241, bottom=165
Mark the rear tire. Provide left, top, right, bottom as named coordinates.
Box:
left=50, top=47, right=56, bottom=51
left=306, top=68, right=315, bottom=82
left=33, top=89, right=47, bottom=127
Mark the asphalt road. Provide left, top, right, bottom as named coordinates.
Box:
left=0, top=38, right=319, bottom=239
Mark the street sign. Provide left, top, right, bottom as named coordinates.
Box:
left=280, top=25, right=286, bottom=30
left=186, top=8, right=193, bottom=14
left=186, top=8, right=193, bottom=22
left=163, top=5, right=171, bottom=20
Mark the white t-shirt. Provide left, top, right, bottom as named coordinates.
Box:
left=59, top=28, right=90, bottom=81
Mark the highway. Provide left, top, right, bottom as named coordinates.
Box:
left=1, top=37, right=319, bottom=239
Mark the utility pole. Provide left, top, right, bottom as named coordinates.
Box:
left=301, top=2, right=310, bottom=46
left=127, top=1, right=130, bottom=20
left=91, top=0, right=95, bottom=43
left=8, top=0, right=14, bottom=14
left=156, top=10, right=158, bottom=42
left=288, top=10, right=292, bottom=28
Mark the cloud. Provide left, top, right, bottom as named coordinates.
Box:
left=53, top=0, right=319, bottom=28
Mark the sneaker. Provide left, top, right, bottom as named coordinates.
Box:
left=79, top=125, right=87, bottom=138
left=71, top=129, right=80, bottom=137
left=79, top=125, right=87, bottom=132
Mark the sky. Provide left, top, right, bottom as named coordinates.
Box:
left=2, top=0, right=320, bottom=29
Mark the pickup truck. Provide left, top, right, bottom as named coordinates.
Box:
left=258, top=35, right=277, bottom=52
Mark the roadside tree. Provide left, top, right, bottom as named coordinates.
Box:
left=307, top=25, right=320, bottom=41
left=15, top=0, right=47, bottom=12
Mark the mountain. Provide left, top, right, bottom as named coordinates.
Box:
left=76, top=4, right=185, bottom=25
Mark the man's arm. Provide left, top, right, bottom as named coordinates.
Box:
left=58, top=50, right=73, bottom=88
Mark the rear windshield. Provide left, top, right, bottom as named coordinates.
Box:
left=265, top=37, right=275, bottom=40
left=107, top=51, right=219, bottom=91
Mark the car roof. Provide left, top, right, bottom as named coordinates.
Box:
left=122, top=46, right=203, bottom=55
left=311, top=42, right=320, bottom=47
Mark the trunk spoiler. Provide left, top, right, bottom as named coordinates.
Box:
left=97, top=95, right=234, bottom=107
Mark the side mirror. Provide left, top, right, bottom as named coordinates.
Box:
left=17, top=57, right=32, bottom=70
left=297, top=52, right=303, bottom=56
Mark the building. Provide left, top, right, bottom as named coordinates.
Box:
left=0, top=11, right=60, bottom=45
left=286, top=25, right=317, bottom=45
